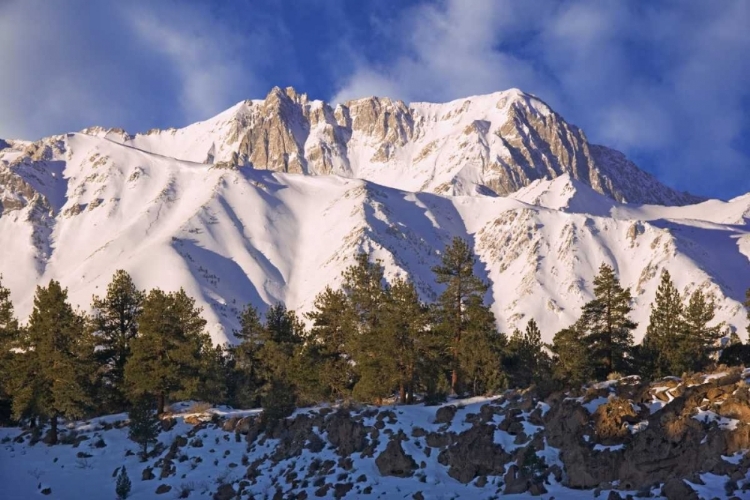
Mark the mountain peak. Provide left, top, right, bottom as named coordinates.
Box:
left=39, top=87, right=701, bottom=206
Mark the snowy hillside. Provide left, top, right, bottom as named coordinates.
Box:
left=5, top=369, right=750, bottom=500
left=0, top=126, right=748, bottom=344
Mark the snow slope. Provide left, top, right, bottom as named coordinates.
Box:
left=0, top=131, right=748, bottom=344
left=0, top=397, right=638, bottom=500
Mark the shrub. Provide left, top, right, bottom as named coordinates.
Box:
left=115, top=466, right=131, bottom=500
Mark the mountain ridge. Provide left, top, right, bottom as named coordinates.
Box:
left=73, top=86, right=700, bottom=205
left=0, top=88, right=746, bottom=344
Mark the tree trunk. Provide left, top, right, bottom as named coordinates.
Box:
left=157, top=393, right=165, bottom=415
left=399, top=383, right=406, bottom=404
left=451, top=368, right=459, bottom=395
left=50, top=414, right=58, bottom=445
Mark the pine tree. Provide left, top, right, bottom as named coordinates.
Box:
left=641, top=270, right=683, bottom=378
left=306, top=287, right=357, bottom=400
left=459, top=297, right=506, bottom=395
left=230, top=303, right=308, bottom=408
left=340, top=254, right=393, bottom=402
left=256, top=304, right=306, bottom=396
left=227, top=305, right=264, bottom=407
left=90, top=270, right=144, bottom=412
left=10, top=280, right=94, bottom=443
left=342, top=252, right=387, bottom=334
left=551, top=324, right=592, bottom=387
left=505, top=319, right=551, bottom=388
left=128, top=397, right=161, bottom=458
left=431, top=237, right=499, bottom=395
left=115, top=466, right=132, bottom=500
left=677, top=290, right=722, bottom=373
left=0, top=276, right=19, bottom=423
left=124, top=288, right=208, bottom=414
left=195, top=343, right=229, bottom=405
left=381, top=278, right=431, bottom=404
left=260, top=377, right=296, bottom=432
left=579, top=264, right=637, bottom=379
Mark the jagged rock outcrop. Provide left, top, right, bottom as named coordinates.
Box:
left=82, top=86, right=699, bottom=204
left=375, top=437, right=417, bottom=478
left=437, top=424, right=511, bottom=483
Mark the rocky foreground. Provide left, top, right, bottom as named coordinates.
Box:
left=5, top=369, right=750, bottom=499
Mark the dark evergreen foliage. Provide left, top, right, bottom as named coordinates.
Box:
left=578, top=264, right=637, bottom=378
left=641, top=270, right=683, bottom=378
left=431, top=237, right=502, bottom=395
left=0, top=276, right=19, bottom=424
left=0, top=250, right=744, bottom=432
left=124, top=288, right=209, bottom=414
left=505, top=319, right=552, bottom=388
left=306, top=286, right=357, bottom=400
left=90, top=270, right=144, bottom=412
left=9, top=280, right=94, bottom=443
left=115, top=466, right=132, bottom=500
left=127, top=397, right=160, bottom=458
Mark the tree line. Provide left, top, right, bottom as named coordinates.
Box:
left=0, top=237, right=748, bottom=439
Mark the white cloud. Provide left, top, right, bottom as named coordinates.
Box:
left=124, top=2, right=265, bottom=125
left=333, top=0, right=551, bottom=105
left=0, top=0, right=270, bottom=140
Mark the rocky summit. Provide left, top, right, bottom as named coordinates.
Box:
left=83, top=86, right=699, bottom=204
left=5, top=368, right=750, bottom=499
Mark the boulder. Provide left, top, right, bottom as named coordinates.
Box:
left=661, top=478, right=699, bottom=500
left=376, top=439, right=417, bottom=477
left=437, top=424, right=511, bottom=483
left=155, top=484, right=172, bottom=495
left=213, top=483, right=236, bottom=500
left=324, top=410, right=367, bottom=457
left=435, top=405, right=457, bottom=424
left=592, top=397, right=638, bottom=444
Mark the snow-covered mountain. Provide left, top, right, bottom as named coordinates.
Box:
left=0, top=89, right=748, bottom=344
left=83, top=87, right=700, bottom=205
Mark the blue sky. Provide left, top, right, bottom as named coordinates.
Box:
left=0, top=0, right=748, bottom=199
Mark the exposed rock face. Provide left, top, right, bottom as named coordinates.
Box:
left=375, top=438, right=417, bottom=477
left=434, top=405, right=457, bottom=425
left=96, top=86, right=699, bottom=204
left=661, top=478, right=699, bottom=500
left=324, top=409, right=368, bottom=457
left=437, top=424, right=511, bottom=483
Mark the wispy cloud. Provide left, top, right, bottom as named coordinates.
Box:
left=0, top=0, right=273, bottom=140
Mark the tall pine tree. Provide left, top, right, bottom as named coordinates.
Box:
left=579, top=264, right=637, bottom=378
left=340, top=254, right=393, bottom=403
left=124, top=289, right=208, bottom=414
left=0, top=276, right=19, bottom=423
left=677, top=290, right=722, bottom=373
left=306, top=287, right=357, bottom=400
left=432, top=237, right=501, bottom=395
left=90, top=270, right=144, bottom=411
left=227, top=305, right=264, bottom=407
left=380, top=278, right=431, bottom=404
left=641, top=270, right=683, bottom=378
left=10, top=281, right=94, bottom=443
